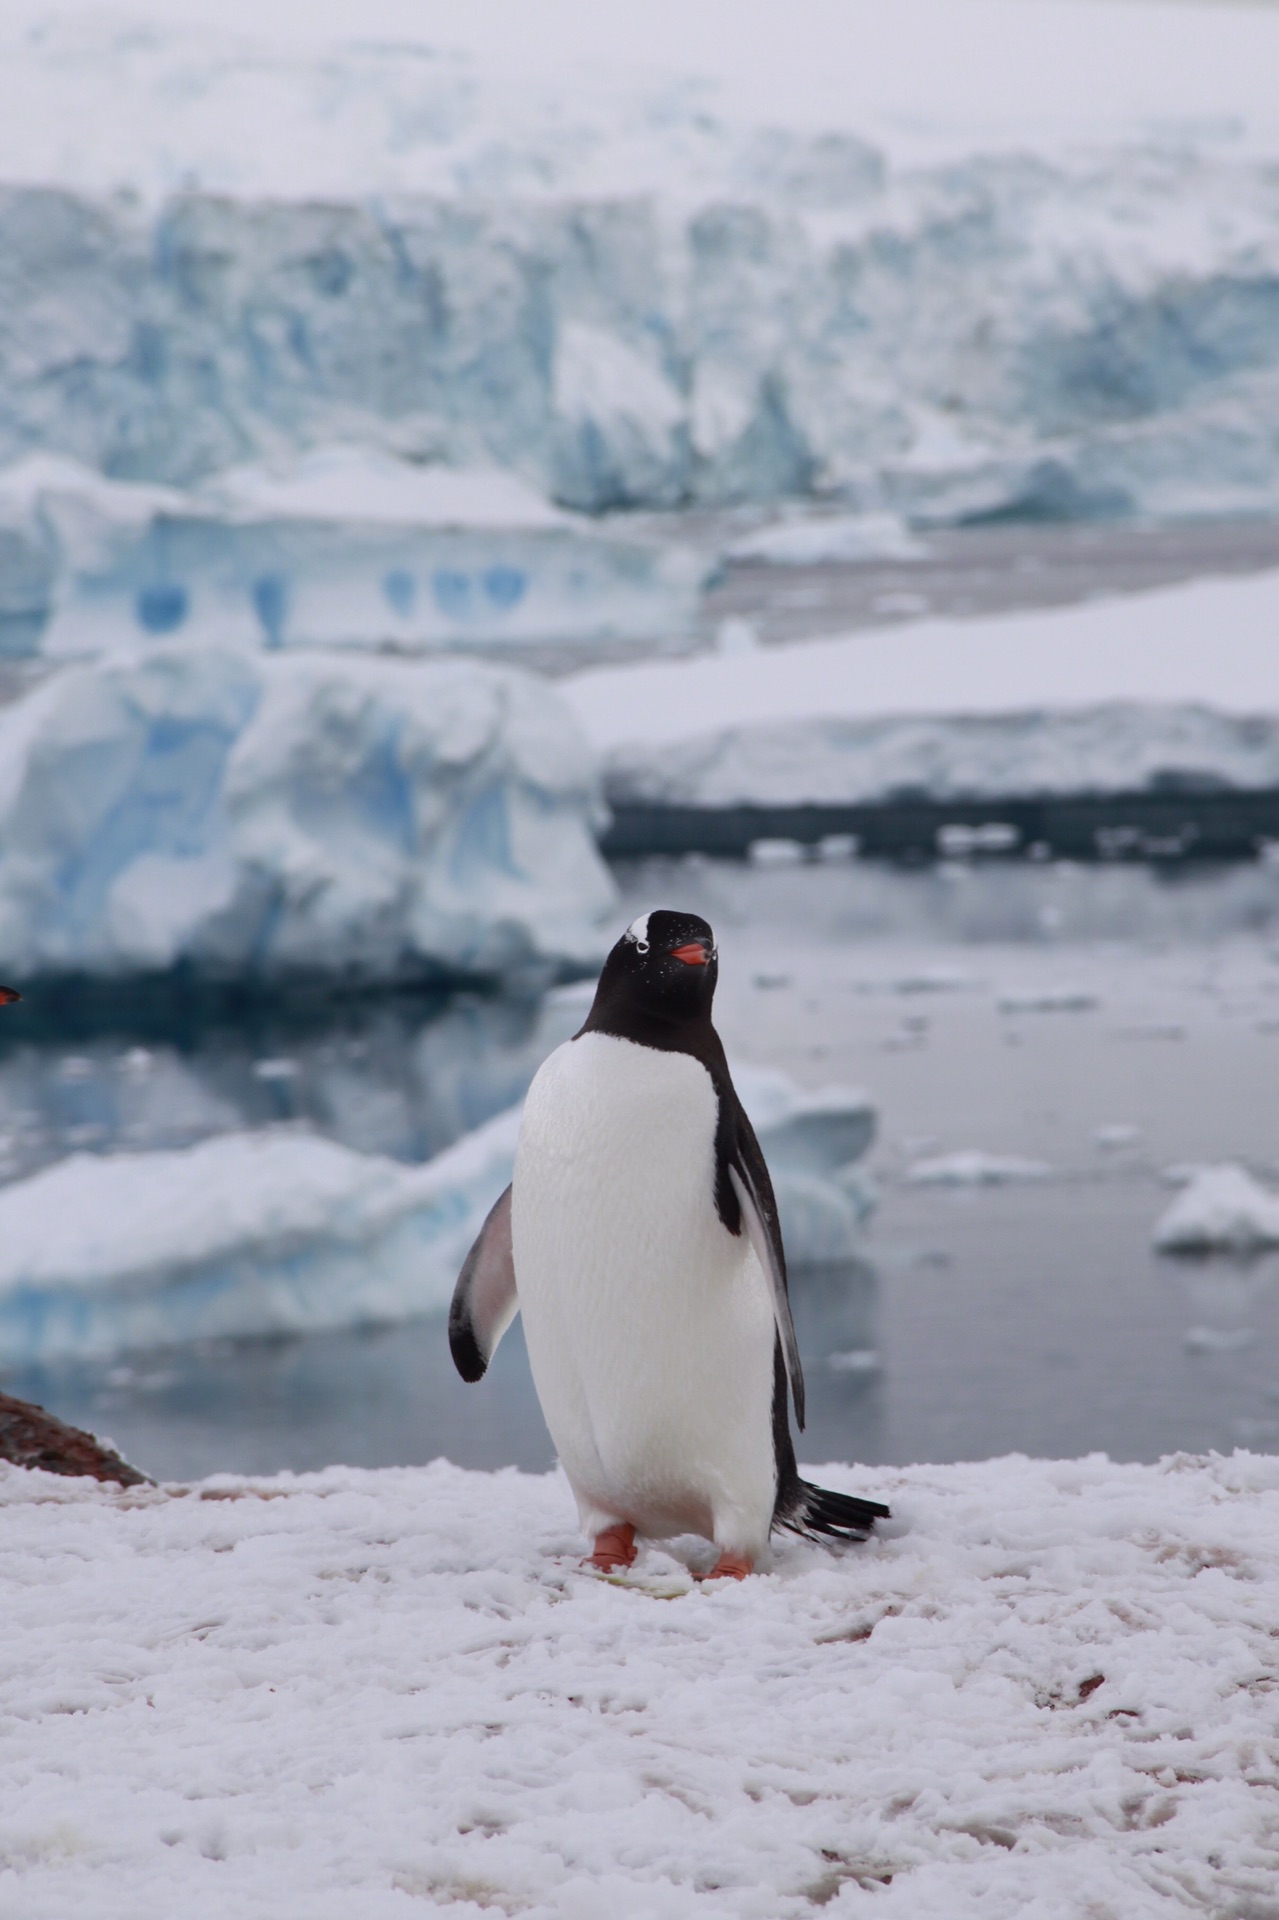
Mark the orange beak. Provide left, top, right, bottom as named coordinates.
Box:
left=670, top=942, right=710, bottom=967
left=0, top=986, right=20, bottom=1005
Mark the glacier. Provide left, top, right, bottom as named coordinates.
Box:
left=0, top=1066, right=875, bottom=1363
left=0, top=4, right=1278, bottom=524
left=0, top=450, right=702, bottom=662
left=0, top=644, right=615, bottom=984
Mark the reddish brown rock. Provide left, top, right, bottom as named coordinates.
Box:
left=0, top=1390, right=150, bottom=1486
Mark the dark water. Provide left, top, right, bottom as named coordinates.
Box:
left=5, top=854, right=1279, bottom=1479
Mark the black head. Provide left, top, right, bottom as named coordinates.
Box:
left=578, top=909, right=720, bottom=1049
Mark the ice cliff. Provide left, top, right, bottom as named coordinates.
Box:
left=2, top=7, right=1279, bottom=527
left=0, top=145, right=1277, bottom=527
left=0, top=645, right=614, bottom=984
left=0, top=1068, right=875, bottom=1363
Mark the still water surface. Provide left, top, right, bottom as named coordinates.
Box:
left=5, top=856, right=1279, bottom=1478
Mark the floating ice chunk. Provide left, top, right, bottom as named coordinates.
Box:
left=751, top=1085, right=876, bottom=1177
left=8, top=448, right=703, bottom=662
left=1183, top=1325, right=1254, bottom=1354
left=724, top=514, right=926, bottom=566
left=767, top=1168, right=872, bottom=1266
left=0, top=1063, right=875, bottom=1360
left=939, top=822, right=1019, bottom=857
left=748, top=838, right=806, bottom=867
left=1153, top=1165, right=1279, bottom=1255
left=905, top=1151, right=1052, bottom=1187
left=0, top=645, right=614, bottom=983
left=827, top=1348, right=881, bottom=1373
left=0, top=1113, right=521, bottom=1365
left=1093, top=1123, right=1141, bottom=1150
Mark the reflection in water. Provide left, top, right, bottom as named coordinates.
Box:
left=0, top=989, right=584, bottom=1186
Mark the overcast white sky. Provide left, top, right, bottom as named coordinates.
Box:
left=8, top=0, right=1279, bottom=142
left=4, top=0, right=1279, bottom=195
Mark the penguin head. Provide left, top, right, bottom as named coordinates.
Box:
left=586, top=908, right=718, bottom=1032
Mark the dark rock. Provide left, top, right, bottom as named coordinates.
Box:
left=0, top=1390, right=150, bottom=1486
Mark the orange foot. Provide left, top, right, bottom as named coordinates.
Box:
left=587, top=1523, right=637, bottom=1573
left=704, top=1551, right=754, bottom=1581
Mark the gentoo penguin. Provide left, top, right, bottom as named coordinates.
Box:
left=449, top=910, right=888, bottom=1578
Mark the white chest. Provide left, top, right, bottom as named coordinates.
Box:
left=510, top=1031, right=777, bottom=1551
left=515, top=1031, right=721, bottom=1257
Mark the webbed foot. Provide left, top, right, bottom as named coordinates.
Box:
left=703, top=1551, right=753, bottom=1581
left=587, top=1523, right=637, bottom=1572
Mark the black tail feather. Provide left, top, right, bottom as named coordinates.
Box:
left=776, top=1478, right=890, bottom=1544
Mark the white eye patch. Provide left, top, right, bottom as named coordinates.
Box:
left=625, top=911, right=652, bottom=949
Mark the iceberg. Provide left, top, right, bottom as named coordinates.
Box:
left=0, top=644, right=615, bottom=984
left=1153, top=1165, right=1279, bottom=1256
left=0, top=450, right=702, bottom=662
left=0, top=1114, right=521, bottom=1365
left=0, top=1065, right=874, bottom=1363
left=905, top=1150, right=1051, bottom=1188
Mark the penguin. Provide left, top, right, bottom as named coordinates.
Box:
left=448, top=909, right=889, bottom=1578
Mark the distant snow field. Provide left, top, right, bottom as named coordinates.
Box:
left=568, top=567, right=1279, bottom=808
left=3, top=1449, right=1278, bottom=1918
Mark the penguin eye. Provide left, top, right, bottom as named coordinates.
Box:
left=635, top=940, right=650, bottom=955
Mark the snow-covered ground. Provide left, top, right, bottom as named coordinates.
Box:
left=565, top=567, right=1279, bottom=807
left=0, top=644, right=613, bottom=983
left=0, top=1063, right=873, bottom=1365
left=0, top=451, right=701, bottom=663
left=1, top=2, right=1279, bottom=517
left=3, top=1448, right=1278, bottom=1918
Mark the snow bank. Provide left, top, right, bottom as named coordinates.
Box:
left=1154, top=1164, right=1279, bottom=1255
left=567, top=569, right=1279, bottom=808
left=0, top=451, right=700, bottom=661
left=2, top=7, right=1279, bottom=518
left=0, top=1067, right=874, bottom=1363
left=3, top=1447, right=1278, bottom=1918
left=0, top=645, right=614, bottom=983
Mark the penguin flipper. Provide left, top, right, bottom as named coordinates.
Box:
left=727, top=1159, right=806, bottom=1432
left=448, top=1184, right=518, bottom=1383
